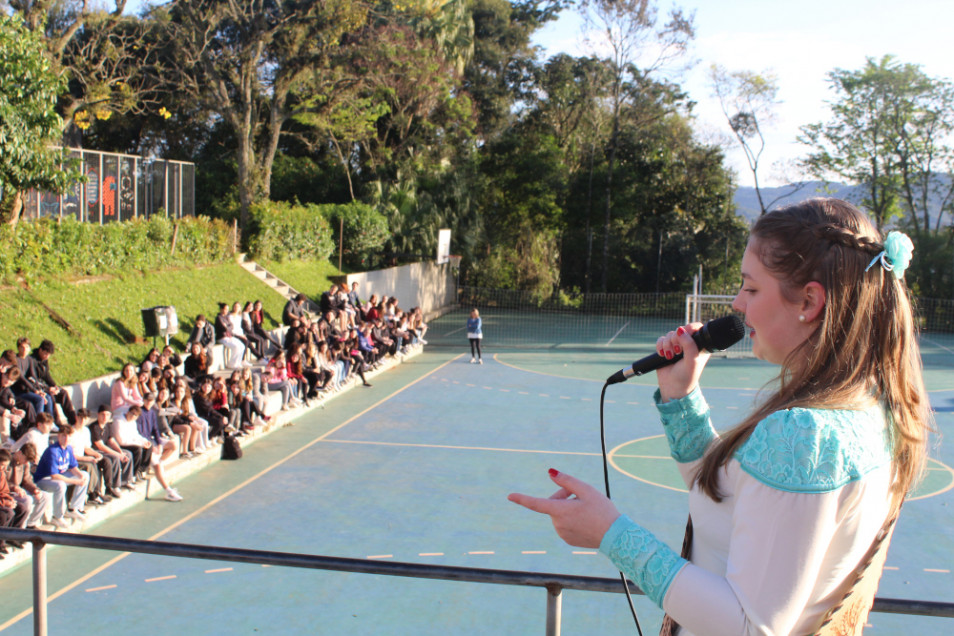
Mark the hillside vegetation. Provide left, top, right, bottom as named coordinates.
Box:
left=0, top=260, right=338, bottom=385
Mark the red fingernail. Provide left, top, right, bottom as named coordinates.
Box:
left=676, top=327, right=685, bottom=336
left=665, top=351, right=673, bottom=360
left=674, top=345, right=681, bottom=355
left=548, top=468, right=559, bottom=477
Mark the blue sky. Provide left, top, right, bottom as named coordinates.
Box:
left=533, top=0, right=954, bottom=186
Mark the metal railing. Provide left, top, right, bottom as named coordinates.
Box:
left=3, top=527, right=953, bottom=636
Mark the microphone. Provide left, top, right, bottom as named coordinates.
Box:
left=605, top=315, right=746, bottom=385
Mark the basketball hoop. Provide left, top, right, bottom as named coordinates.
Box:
left=448, top=255, right=462, bottom=269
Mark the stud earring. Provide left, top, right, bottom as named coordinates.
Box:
left=798, top=315, right=806, bottom=323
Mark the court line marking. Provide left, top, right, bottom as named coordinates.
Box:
left=145, top=575, right=177, bottom=583
left=84, top=585, right=116, bottom=593
left=419, top=553, right=444, bottom=557
left=205, top=568, right=233, bottom=574
left=924, top=568, right=950, bottom=574
left=468, top=551, right=494, bottom=555
left=0, top=354, right=465, bottom=632
left=367, top=555, right=393, bottom=560
left=522, top=551, right=546, bottom=555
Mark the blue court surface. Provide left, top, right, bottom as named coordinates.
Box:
left=1, top=343, right=952, bottom=634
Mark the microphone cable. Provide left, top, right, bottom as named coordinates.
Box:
left=600, top=381, right=643, bottom=636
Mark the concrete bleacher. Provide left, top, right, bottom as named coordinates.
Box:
left=0, top=327, right=423, bottom=576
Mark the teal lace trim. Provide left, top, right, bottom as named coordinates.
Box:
left=600, top=515, right=687, bottom=607
left=735, top=406, right=892, bottom=493
left=654, top=387, right=716, bottom=463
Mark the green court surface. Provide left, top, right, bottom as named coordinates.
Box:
left=1, top=319, right=953, bottom=634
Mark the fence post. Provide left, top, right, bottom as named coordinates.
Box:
left=546, top=584, right=562, bottom=636
left=33, top=540, right=47, bottom=636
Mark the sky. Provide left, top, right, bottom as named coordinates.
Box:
left=531, top=0, right=954, bottom=186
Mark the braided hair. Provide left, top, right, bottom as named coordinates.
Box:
left=695, top=198, right=930, bottom=509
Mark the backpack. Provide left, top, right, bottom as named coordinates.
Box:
left=221, top=433, right=243, bottom=460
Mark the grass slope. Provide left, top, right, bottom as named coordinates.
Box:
left=259, top=258, right=343, bottom=299
left=0, top=260, right=335, bottom=385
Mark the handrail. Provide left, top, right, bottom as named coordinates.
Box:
left=2, top=527, right=953, bottom=636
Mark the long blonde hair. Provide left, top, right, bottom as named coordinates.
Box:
left=697, top=198, right=931, bottom=510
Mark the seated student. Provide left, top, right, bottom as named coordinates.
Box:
left=363, top=294, right=380, bottom=322
left=314, top=340, right=337, bottom=393
left=211, top=377, right=237, bottom=431
left=6, top=443, right=50, bottom=532
left=183, top=341, right=210, bottom=386
left=0, top=368, right=28, bottom=443
left=283, top=293, right=309, bottom=327
left=12, top=338, right=55, bottom=423
left=140, top=348, right=161, bottom=373
left=187, top=314, right=216, bottom=361
left=89, top=406, right=133, bottom=496
left=137, top=368, right=158, bottom=399
left=110, top=363, right=144, bottom=419
left=0, top=449, right=27, bottom=556
left=237, top=366, right=268, bottom=415
left=33, top=424, right=89, bottom=529
left=169, top=381, right=210, bottom=457
left=348, top=282, right=362, bottom=317
left=331, top=341, right=352, bottom=391
left=156, top=387, right=189, bottom=454
left=215, top=302, right=247, bottom=370
left=286, top=348, right=316, bottom=403
left=226, top=378, right=266, bottom=433
left=319, top=285, right=339, bottom=317
left=137, top=393, right=182, bottom=502
left=31, top=340, right=78, bottom=426
left=160, top=345, right=183, bottom=370
left=345, top=333, right=372, bottom=387
left=240, top=301, right=268, bottom=359
left=67, top=410, right=109, bottom=506
left=109, top=406, right=152, bottom=481
left=410, top=307, right=428, bottom=345
left=7, top=412, right=55, bottom=457
left=357, top=324, right=380, bottom=368
left=192, top=376, right=228, bottom=439
left=251, top=300, right=282, bottom=349
left=263, top=351, right=297, bottom=410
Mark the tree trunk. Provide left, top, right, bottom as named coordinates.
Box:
left=601, top=114, right=620, bottom=293
left=1, top=191, right=24, bottom=228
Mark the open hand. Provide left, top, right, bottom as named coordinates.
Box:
left=508, top=469, right=620, bottom=549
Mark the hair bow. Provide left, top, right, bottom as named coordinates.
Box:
left=865, top=231, right=914, bottom=279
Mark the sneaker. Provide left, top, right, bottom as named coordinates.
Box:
left=50, top=517, right=69, bottom=530
left=164, top=488, right=183, bottom=502
left=65, top=509, right=86, bottom=521
left=478, top=359, right=483, bottom=365
left=420, top=339, right=428, bottom=345
left=470, top=357, right=476, bottom=364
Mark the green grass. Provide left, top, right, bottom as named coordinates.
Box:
left=0, top=262, right=294, bottom=385
left=259, top=258, right=343, bottom=299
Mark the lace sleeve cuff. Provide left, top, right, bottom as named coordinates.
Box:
left=599, top=515, right=688, bottom=607
left=654, top=387, right=716, bottom=462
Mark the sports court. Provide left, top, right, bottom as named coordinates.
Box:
left=1, top=309, right=952, bottom=634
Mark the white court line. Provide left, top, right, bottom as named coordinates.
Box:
left=205, top=568, right=233, bottom=574
left=419, top=553, right=444, bottom=557
left=924, top=568, right=950, bottom=573
left=468, top=551, right=494, bottom=555
left=522, top=551, right=547, bottom=555
left=607, top=321, right=631, bottom=346
left=85, top=585, right=117, bottom=593
left=572, top=551, right=598, bottom=556
left=367, top=555, right=393, bottom=560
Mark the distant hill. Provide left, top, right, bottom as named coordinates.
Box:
left=733, top=179, right=952, bottom=228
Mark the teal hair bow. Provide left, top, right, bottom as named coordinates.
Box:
left=865, top=231, right=914, bottom=279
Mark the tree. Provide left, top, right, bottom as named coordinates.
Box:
left=581, top=0, right=694, bottom=291
left=155, top=0, right=369, bottom=230
left=0, top=14, right=82, bottom=226
left=709, top=65, right=798, bottom=215
left=799, top=56, right=954, bottom=296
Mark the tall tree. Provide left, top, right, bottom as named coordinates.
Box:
left=154, top=0, right=369, bottom=229
left=0, top=14, right=82, bottom=226
left=581, top=0, right=694, bottom=291
left=709, top=65, right=796, bottom=215
left=800, top=55, right=954, bottom=296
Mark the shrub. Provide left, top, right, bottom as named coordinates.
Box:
left=246, top=200, right=335, bottom=262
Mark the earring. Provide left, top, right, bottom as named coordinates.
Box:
left=798, top=315, right=806, bottom=323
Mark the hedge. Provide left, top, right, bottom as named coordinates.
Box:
left=246, top=200, right=336, bottom=263
left=0, top=215, right=234, bottom=283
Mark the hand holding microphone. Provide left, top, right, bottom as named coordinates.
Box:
left=605, top=315, right=745, bottom=387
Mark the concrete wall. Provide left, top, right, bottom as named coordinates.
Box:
left=344, top=261, right=457, bottom=320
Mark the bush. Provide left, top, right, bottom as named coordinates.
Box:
left=0, top=215, right=233, bottom=283
left=321, top=202, right=390, bottom=270
left=246, top=200, right=335, bottom=262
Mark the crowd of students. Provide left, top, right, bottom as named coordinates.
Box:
left=0, top=282, right=427, bottom=559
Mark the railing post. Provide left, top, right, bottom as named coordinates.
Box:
left=546, top=584, right=562, bottom=636
left=33, top=539, right=48, bottom=636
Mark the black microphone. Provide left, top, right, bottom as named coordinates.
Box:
left=605, top=315, right=746, bottom=385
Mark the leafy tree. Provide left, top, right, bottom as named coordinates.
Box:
left=580, top=0, right=694, bottom=291
left=154, top=0, right=370, bottom=230
left=800, top=55, right=954, bottom=296
left=0, top=14, right=82, bottom=226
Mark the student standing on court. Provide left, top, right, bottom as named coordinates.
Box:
left=509, top=198, right=931, bottom=635
left=467, top=308, right=482, bottom=364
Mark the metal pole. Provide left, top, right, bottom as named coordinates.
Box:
left=32, top=540, right=47, bottom=636
left=546, top=585, right=562, bottom=636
